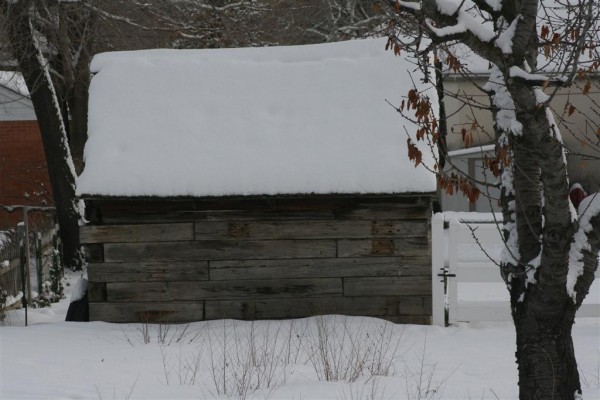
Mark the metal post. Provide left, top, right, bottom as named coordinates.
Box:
left=23, top=207, right=33, bottom=304
left=36, top=232, right=42, bottom=295
left=56, top=225, right=64, bottom=279
left=52, top=226, right=60, bottom=292
left=19, top=238, right=27, bottom=327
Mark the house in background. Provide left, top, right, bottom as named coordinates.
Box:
left=77, top=38, right=438, bottom=324
left=0, top=72, right=53, bottom=230
left=442, top=144, right=500, bottom=213
left=439, top=49, right=600, bottom=213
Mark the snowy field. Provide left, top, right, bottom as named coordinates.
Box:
left=1, top=273, right=599, bottom=400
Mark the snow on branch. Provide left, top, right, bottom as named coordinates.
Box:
left=483, top=66, right=523, bottom=135
left=397, top=0, right=504, bottom=66
left=567, top=193, right=600, bottom=302
left=509, top=66, right=549, bottom=84
left=440, top=4, right=494, bottom=42
left=494, top=16, right=519, bottom=54
left=397, top=1, right=421, bottom=11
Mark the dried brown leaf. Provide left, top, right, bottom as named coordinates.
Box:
left=583, top=80, right=592, bottom=95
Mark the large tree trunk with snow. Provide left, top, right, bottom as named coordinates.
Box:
left=67, top=70, right=90, bottom=175
left=55, top=2, right=95, bottom=175
left=512, top=212, right=600, bottom=400
left=499, top=75, right=599, bottom=400
left=3, top=1, right=82, bottom=269
left=513, top=300, right=580, bottom=398
left=382, top=0, right=600, bottom=397
left=496, top=76, right=599, bottom=400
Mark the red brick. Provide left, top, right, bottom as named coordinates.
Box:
left=0, top=120, right=53, bottom=229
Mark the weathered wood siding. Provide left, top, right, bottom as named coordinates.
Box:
left=81, top=195, right=433, bottom=324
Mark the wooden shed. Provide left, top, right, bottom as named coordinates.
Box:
left=78, top=38, right=438, bottom=324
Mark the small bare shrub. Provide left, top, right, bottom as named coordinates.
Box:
left=337, top=377, right=391, bottom=400
left=203, top=320, right=287, bottom=400
left=304, top=315, right=405, bottom=383
left=579, top=350, right=600, bottom=390
left=137, top=312, right=151, bottom=344
left=285, top=318, right=309, bottom=364
left=129, top=312, right=194, bottom=345
left=402, top=334, right=453, bottom=400
left=94, top=375, right=139, bottom=400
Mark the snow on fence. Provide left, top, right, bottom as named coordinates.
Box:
left=0, top=261, right=23, bottom=314
left=0, top=230, right=24, bottom=315
left=432, top=212, right=600, bottom=326
left=1, top=226, right=62, bottom=317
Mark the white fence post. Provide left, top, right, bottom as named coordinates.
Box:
left=431, top=213, right=445, bottom=326
left=433, top=212, right=600, bottom=325
left=447, top=219, right=460, bottom=325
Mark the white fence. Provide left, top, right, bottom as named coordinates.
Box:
left=432, top=212, right=600, bottom=326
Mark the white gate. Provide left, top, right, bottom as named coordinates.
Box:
left=432, top=212, right=600, bottom=326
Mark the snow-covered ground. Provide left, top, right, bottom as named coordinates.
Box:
left=1, top=273, right=599, bottom=400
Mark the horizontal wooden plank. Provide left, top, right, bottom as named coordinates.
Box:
left=92, top=195, right=430, bottom=213
left=101, top=209, right=431, bottom=225
left=344, top=277, right=431, bottom=297
left=337, top=238, right=430, bottom=258
left=95, top=196, right=431, bottom=224
left=205, top=296, right=431, bottom=320
left=104, top=240, right=337, bottom=262
left=80, top=223, right=193, bottom=244
left=89, top=302, right=204, bottom=323
left=84, top=244, right=104, bottom=263
left=106, top=278, right=343, bottom=302
left=336, top=207, right=430, bottom=220
left=209, top=257, right=429, bottom=281
left=399, top=296, right=432, bottom=315
left=88, top=261, right=209, bottom=283
left=107, top=282, right=167, bottom=302
left=195, top=220, right=429, bottom=240
left=381, top=315, right=431, bottom=325
left=102, top=210, right=337, bottom=224
left=88, top=282, right=107, bottom=302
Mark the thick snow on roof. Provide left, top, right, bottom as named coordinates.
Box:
left=77, top=38, right=437, bottom=197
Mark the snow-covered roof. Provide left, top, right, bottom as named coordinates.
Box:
left=77, top=38, right=437, bottom=198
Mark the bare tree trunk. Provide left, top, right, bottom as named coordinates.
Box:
left=67, top=68, right=90, bottom=175
left=3, top=1, right=82, bottom=269
left=58, top=3, right=95, bottom=174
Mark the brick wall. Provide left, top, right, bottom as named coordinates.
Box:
left=0, top=121, right=53, bottom=230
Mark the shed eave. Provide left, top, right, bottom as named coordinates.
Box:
left=78, top=191, right=438, bottom=202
